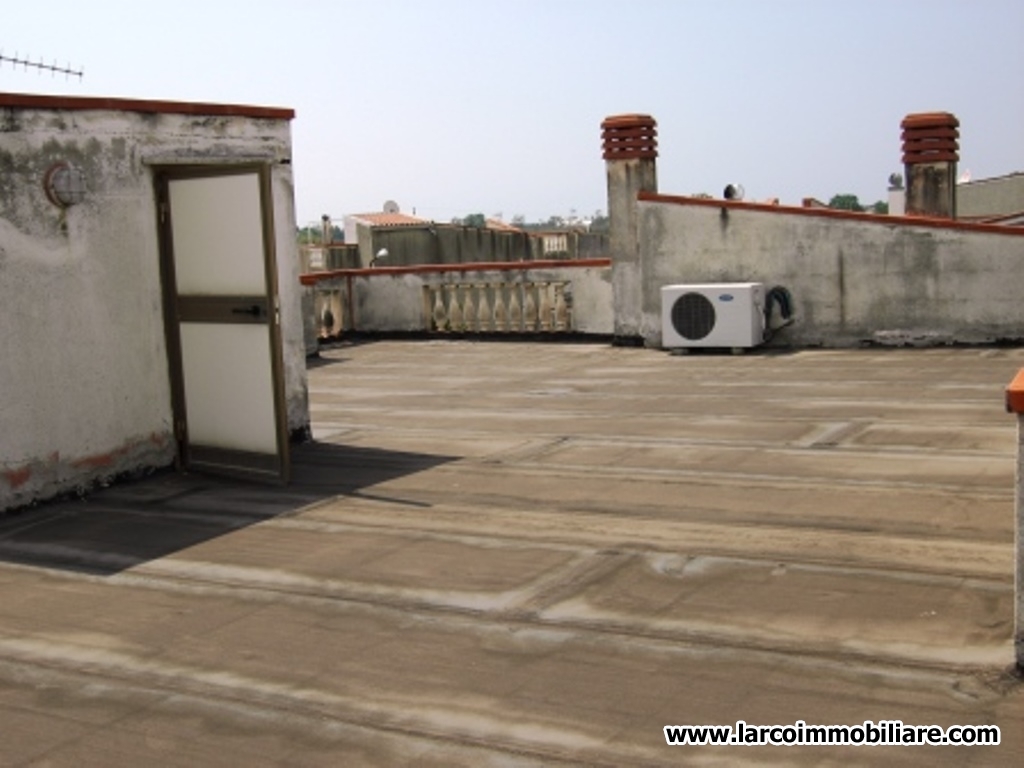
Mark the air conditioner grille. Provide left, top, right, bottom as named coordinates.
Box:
left=671, top=292, right=716, bottom=340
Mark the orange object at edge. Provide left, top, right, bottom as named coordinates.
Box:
left=1006, top=369, right=1024, bottom=413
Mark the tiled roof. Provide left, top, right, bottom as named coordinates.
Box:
left=485, top=218, right=524, bottom=232
left=347, top=212, right=430, bottom=228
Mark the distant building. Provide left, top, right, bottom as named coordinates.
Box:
left=957, top=172, right=1024, bottom=224
left=541, top=232, right=570, bottom=256
left=343, top=211, right=432, bottom=249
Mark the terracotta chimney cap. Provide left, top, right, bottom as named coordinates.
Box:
left=901, top=112, right=960, bottom=130
left=602, top=114, right=658, bottom=160
left=901, top=111, right=959, bottom=165
left=601, top=113, right=656, bottom=129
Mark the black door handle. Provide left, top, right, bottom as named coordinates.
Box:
left=231, top=304, right=262, bottom=317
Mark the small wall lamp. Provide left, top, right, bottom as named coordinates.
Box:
left=43, top=161, right=87, bottom=208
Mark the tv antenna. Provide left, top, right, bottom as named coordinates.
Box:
left=0, top=51, right=84, bottom=80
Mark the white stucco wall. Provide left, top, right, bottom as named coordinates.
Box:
left=0, top=98, right=308, bottom=510
left=635, top=197, right=1024, bottom=347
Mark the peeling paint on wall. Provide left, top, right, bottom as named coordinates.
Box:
left=2, top=465, right=33, bottom=491
left=0, top=434, right=174, bottom=511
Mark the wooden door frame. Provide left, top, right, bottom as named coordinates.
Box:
left=153, top=162, right=291, bottom=483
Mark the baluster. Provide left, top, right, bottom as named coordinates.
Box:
left=330, top=288, right=343, bottom=335
left=315, top=290, right=330, bottom=338
left=492, top=282, right=507, bottom=331
left=447, top=283, right=463, bottom=332
left=422, top=286, right=433, bottom=330
left=523, top=282, right=537, bottom=332
left=508, top=281, right=522, bottom=332
left=476, top=283, right=491, bottom=332
left=461, top=283, right=476, bottom=332
left=537, top=281, right=552, bottom=331
left=553, top=282, right=568, bottom=331
left=432, top=285, right=447, bottom=331
left=335, top=288, right=346, bottom=333
left=326, top=288, right=345, bottom=336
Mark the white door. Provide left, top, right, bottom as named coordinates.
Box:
left=157, top=166, right=289, bottom=483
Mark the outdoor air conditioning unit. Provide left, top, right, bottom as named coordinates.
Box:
left=661, top=282, right=765, bottom=349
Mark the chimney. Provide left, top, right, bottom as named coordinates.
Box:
left=602, top=114, right=658, bottom=341
left=901, top=112, right=959, bottom=218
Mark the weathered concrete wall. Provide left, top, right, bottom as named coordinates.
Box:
left=564, top=267, right=615, bottom=335
left=607, top=159, right=657, bottom=340
left=331, top=225, right=608, bottom=270
left=354, top=274, right=428, bottom=331
left=369, top=225, right=535, bottom=267
left=267, top=159, right=310, bottom=434
left=0, top=99, right=308, bottom=510
left=635, top=196, right=1024, bottom=347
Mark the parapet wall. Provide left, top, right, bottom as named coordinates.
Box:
left=636, top=194, right=1024, bottom=347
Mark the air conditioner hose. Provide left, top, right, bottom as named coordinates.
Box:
left=764, top=286, right=794, bottom=342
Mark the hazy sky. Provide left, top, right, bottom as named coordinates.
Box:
left=4, top=1, right=1022, bottom=227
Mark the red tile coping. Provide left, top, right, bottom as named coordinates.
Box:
left=637, top=191, right=1024, bottom=237
left=0, top=91, right=294, bottom=120
left=1007, top=369, right=1024, bottom=414
left=300, top=258, right=611, bottom=286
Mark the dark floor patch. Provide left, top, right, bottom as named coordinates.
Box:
left=0, top=442, right=455, bottom=576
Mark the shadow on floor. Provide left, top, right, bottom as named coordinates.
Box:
left=0, top=441, right=456, bottom=577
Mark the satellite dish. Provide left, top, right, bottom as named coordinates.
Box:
left=723, top=183, right=745, bottom=201
left=383, top=200, right=400, bottom=214
left=888, top=172, right=904, bottom=189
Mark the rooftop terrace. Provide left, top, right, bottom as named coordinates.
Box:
left=1, top=341, right=1022, bottom=764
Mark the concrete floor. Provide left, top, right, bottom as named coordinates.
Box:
left=1, top=340, right=1022, bottom=766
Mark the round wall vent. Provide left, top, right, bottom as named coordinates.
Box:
left=43, top=161, right=87, bottom=208
left=670, top=292, right=716, bottom=340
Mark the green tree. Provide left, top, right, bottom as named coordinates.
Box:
left=828, top=194, right=864, bottom=212
left=462, top=213, right=486, bottom=228
left=870, top=201, right=889, bottom=214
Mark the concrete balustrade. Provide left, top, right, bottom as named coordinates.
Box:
left=424, top=281, right=569, bottom=333
left=301, top=259, right=612, bottom=342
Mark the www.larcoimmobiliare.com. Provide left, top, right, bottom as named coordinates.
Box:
left=664, top=720, right=1000, bottom=747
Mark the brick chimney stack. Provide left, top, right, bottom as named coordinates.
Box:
left=602, top=114, right=658, bottom=341
left=901, top=112, right=959, bottom=219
